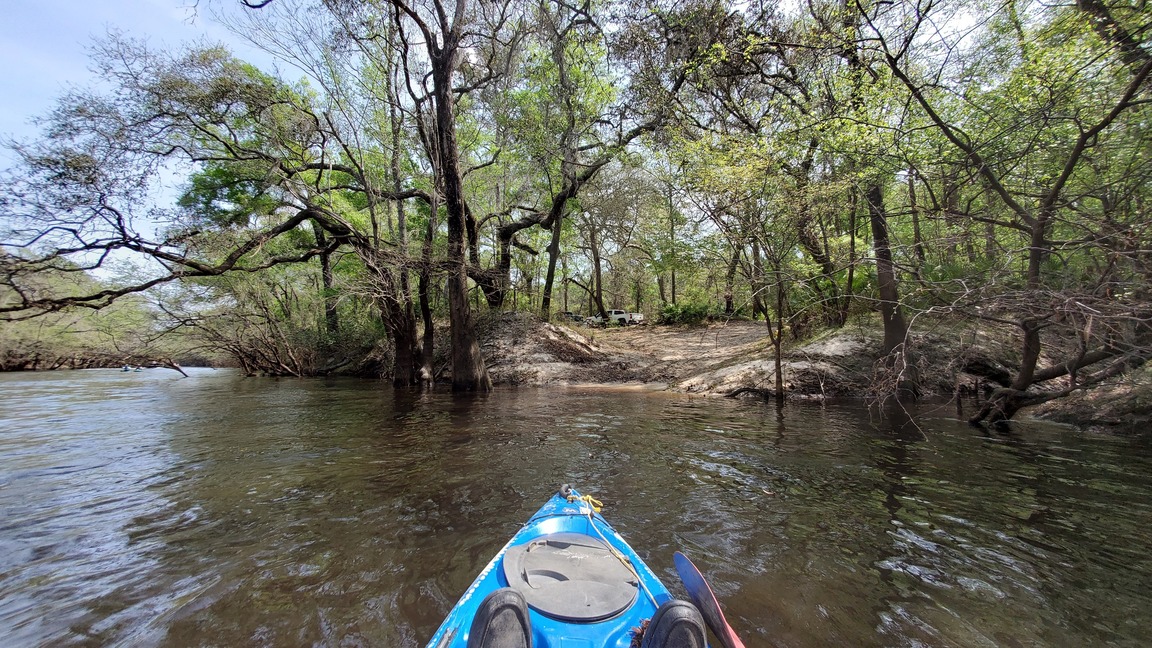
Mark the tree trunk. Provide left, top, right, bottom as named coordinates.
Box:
left=480, top=227, right=514, bottom=309
left=751, top=239, right=767, bottom=320
left=774, top=277, right=785, bottom=397
left=841, top=186, right=858, bottom=323
left=724, top=247, right=739, bottom=315
left=540, top=209, right=564, bottom=320
left=866, top=184, right=908, bottom=357
left=419, top=192, right=437, bottom=383
left=312, top=224, right=339, bottom=337
left=389, top=296, right=421, bottom=387
left=768, top=267, right=786, bottom=400
left=590, top=226, right=608, bottom=317
left=561, top=257, right=569, bottom=312
left=793, top=141, right=843, bottom=326
left=908, top=169, right=926, bottom=276
left=430, top=34, right=490, bottom=392
left=388, top=54, right=420, bottom=387
left=971, top=217, right=1050, bottom=423
left=392, top=322, right=418, bottom=386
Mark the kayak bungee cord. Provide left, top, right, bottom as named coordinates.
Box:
left=568, top=490, right=660, bottom=611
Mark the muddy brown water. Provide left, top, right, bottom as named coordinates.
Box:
left=1, top=369, right=1150, bottom=647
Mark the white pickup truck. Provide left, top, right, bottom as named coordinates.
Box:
left=585, top=309, right=645, bottom=326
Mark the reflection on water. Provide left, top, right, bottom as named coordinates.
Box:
left=1, top=370, right=1151, bottom=647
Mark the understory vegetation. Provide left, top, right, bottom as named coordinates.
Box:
left=2, top=0, right=1149, bottom=424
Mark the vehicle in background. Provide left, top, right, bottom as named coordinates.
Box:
left=585, top=310, right=645, bottom=326
left=559, top=311, right=584, bottom=323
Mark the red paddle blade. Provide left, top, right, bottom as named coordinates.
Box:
left=673, top=551, right=746, bottom=648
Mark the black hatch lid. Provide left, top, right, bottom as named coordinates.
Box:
left=501, top=532, right=639, bottom=622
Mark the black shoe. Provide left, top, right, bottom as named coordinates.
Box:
left=641, top=599, right=707, bottom=648
left=466, top=587, right=533, bottom=648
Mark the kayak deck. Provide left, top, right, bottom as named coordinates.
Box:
left=426, top=488, right=674, bottom=648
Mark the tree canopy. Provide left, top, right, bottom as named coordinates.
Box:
left=2, top=0, right=1149, bottom=421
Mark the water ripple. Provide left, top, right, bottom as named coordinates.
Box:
left=1, top=372, right=1151, bottom=647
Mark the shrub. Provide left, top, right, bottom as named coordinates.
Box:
left=657, top=302, right=713, bottom=325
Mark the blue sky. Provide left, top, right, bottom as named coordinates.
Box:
left=0, top=1, right=256, bottom=148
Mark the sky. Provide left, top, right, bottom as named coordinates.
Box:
left=0, top=0, right=278, bottom=264
left=0, top=0, right=262, bottom=152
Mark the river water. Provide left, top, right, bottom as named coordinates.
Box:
left=1, top=369, right=1150, bottom=647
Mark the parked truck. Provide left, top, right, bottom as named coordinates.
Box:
left=585, top=309, right=645, bottom=326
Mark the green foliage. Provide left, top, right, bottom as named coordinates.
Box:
left=657, top=302, right=715, bottom=326
left=7, top=0, right=1151, bottom=411
left=178, top=163, right=279, bottom=227
left=0, top=264, right=170, bottom=369
left=172, top=257, right=385, bottom=376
